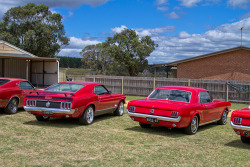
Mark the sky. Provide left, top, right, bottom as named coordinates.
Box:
left=0, top=0, right=250, bottom=64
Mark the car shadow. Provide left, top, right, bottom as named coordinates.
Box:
left=225, top=139, right=250, bottom=149
left=0, top=108, right=25, bottom=116
left=23, top=113, right=116, bottom=128
left=125, top=122, right=219, bottom=138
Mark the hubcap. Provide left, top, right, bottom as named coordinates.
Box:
left=10, top=99, right=18, bottom=113
left=222, top=112, right=227, bottom=124
left=43, top=116, right=49, bottom=119
left=191, top=116, right=198, bottom=133
left=87, top=107, right=94, bottom=123
left=119, top=103, right=124, bottom=115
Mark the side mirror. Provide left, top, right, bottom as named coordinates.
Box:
left=109, top=91, right=112, bottom=94
left=34, top=87, right=37, bottom=90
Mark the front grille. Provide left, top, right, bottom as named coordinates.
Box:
left=36, top=101, right=61, bottom=109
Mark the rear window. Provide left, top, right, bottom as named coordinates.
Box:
left=148, top=89, right=192, bottom=103
left=45, top=83, right=85, bottom=92
left=0, top=79, right=10, bottom=86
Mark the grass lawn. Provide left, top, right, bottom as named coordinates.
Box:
left=0, top=96, right=249, bottom=166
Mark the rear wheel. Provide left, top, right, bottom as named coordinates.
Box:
left=241, top=136, right=250, bottom=143
left=139, top=122, right=152, bottom=128
left=79, top=106, right=94, bottom=125
left=114, top=101, right=124, bottom=116
left=5, top=98, right=19, bottom=114
left=217, top=110, right=228, bottom=125
left=35, top=115, right=50, bottom=121
left=184, top=115, right=199, bottom=135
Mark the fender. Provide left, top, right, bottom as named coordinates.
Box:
left=187, top=111, right=200, bottom=126
left=76, top=102, right=96, bottom=118
left=4, top=95, right=20, bottom=108
left=219, top=107, right=229, bottom=117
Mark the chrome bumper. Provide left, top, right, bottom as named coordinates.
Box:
left=231, top=121, right=250, bottom=131
left=127, top=109, right=181, bottom=122
left=24, top=106, right=75, bottom=114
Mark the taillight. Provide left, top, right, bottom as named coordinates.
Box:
left=233, top=117, right=242, bottom=125
left=171, top=111, right=179, bottom=118
left=26, top=100, right=36, bottom=107
left=61, top=102, right=72, bottom=110
left=128, top=106, right=135, bottom=112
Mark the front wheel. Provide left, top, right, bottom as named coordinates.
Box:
left=5, top=98, right=19, bottom=114
left=217, top=110, right=228, bottom=125
left=114, top=101, right=124, bottom=116
left=184, top=115, right=199, bottom=135
left=79, top=106, right=94, bottom=125
left=35, top=115, right=50, bottom=121
left=241, top=136, right=250, bottom=143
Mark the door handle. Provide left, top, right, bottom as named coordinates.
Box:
left=99, top=97, right=102, bottom=100
left=205, top=105, right=208, bottom=108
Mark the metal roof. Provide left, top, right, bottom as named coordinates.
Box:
left=154, top=46, right=250, bottom=67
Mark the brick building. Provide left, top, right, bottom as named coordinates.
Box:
left=155, top=46, right=250, bottom=81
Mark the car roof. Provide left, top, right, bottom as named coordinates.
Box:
left=0, top=77, right=27, bottom=81
left=156, top=86, right=207, bottom=92
left=57, top=81, right=102, bottom=86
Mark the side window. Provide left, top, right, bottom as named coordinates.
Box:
left=199, top=91, right=212, bottom=103
left=19, top=81, right=33, bottom=89
left=94, top=85, right=109, bottom=95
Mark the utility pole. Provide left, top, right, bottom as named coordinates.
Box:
left=240, top=27, right=244, bottom=46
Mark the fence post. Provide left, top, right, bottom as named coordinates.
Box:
left=153, top=77, right=155, bottom=90
left=93, top=76, right=95, bottom=82
left=188, top=79, right=190, bottom=86
left=121, top=77, right=124, bottom=94
left=226, top=83, right=229, bottom=101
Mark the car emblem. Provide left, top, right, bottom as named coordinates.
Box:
left=150, top=109, right=154, bottom=114
left=46, top=101, right=50, bottom=108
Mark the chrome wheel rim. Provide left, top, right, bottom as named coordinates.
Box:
left=43, top=116, right=49, bottom=119
left=87, top=107, right=94, bottom=124
left=191, top=116, right=198, bottom=133
left=119, top=102, right=124, bottom=115
left=10, top=99, right=18, bottom=113
left=222, top=111, right=227, bottom=124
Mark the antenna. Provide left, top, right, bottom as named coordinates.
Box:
left=240, top=26, right=244, bottom=46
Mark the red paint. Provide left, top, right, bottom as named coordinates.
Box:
left=127, top=86, right=231, bottom=131
left=0, top=78, right=35, bottom=109
left=231, top=108, right=250, bottom=138
left=24, top=81, right=126, bottom=120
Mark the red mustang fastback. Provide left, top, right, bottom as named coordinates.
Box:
left=24, top=81, right=126, bottom=125
left=231, top=108, right=250, bottom=143
left=127, top=86, right=231, bottom=135
left=0, top=78, right=35, bottom=114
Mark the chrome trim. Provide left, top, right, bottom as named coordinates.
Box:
left=96, top=106, right=116, bottom=112
left=24, top=106, right=75, bottom=114
left=126, top=109, right=181, bottom=122
left=199, top=118, right=220, bottom=126
left=231, top=121, right=250, bottom=131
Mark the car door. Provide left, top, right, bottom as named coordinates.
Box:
left=199, top=91, right=218, bottom=123
left=19, top=81, right=35, bottom=105
left=94, top=85, right=114, bottom=115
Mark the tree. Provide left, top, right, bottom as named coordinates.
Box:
left=0, top=3, right=69, bottom=57
left=104, top=29, right=157, bottom=76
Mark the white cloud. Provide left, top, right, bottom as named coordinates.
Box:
left=155, top=0, right=168, bottom=5
left=135, top=26, right=175, bottom=36
left=111, top=25, right=128, bottom=33
left=165, top=11, right=180, bottom=19
left=227, top=0, right=250, bottom=8
left=178, top=0, right=203, bottom=7
left=157, top=6, right=169, bottom=11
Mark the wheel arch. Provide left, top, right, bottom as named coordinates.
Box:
left=5, top=96, right=20, bottom=108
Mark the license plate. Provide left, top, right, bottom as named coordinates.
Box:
left=146, top=117, right=159, bottom=123
left=42, top=111, right=53, bottom=115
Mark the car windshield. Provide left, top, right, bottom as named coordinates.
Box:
left=148, top=89, right=192, bottom=103
left=45, top=83, right=85, bottom=92
left=0, top=79, right=10, bottom=86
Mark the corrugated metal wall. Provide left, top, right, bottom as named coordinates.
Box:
left=4, top=59, right=28, bottom=79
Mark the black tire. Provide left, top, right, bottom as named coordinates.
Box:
left=35, top=115, right=50, bottom=121
left=184, top=115, right=199, bottom=135
left=139, top=122, right=152, bottom=128
left=217, top=110, right=228, bottom=125
left=79, top=106, right=94, bottom=125
left=113, top=101, right=124, bottom=116
left=241, top=136, right=250, bottom=143
left=5, top=98, right=19, bottom=114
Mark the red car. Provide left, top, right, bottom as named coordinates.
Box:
left=231, top=108, right=250, bottom=143
left=0, top=78, right=35, bottom=114
left=24, top=81, right=126, bottom=125
left=127, top=86, right=231, bottom=135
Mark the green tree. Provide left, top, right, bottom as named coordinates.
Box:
left=104, top=29, right=157, bottom=76
left=0, top=3, right=69, bottom=57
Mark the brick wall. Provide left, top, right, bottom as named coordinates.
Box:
left=177, top=49, right=250, bottom=81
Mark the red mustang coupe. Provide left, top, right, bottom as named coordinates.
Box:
left=231, top=107, right=250, bottom=143
left=0, top=78, right=35, bottom=114
left=24, top=81, right=126, bottom=125
left=127, top=86, right=231, bottom=135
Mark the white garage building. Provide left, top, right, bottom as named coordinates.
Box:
left=0, top=40, right=59, bottom=87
